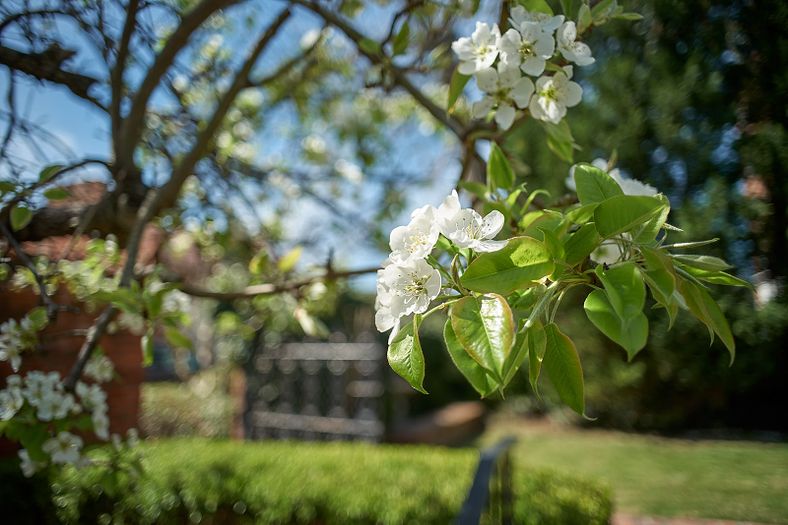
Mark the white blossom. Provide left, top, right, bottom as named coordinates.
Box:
left=556, top=21, right=595, bottom=66
left=473, top=64, right=535, bottom=130
left=0, top=319, right=23, bottom=372
left=76, top=382, right=107, bottom=411
left=375, top=259, right=441, bottom=339
left=92, top=409, right=110, bottom=440
left=509, top=6, right=565, bottom=33
left=529, top=69, right=582, bottom=124
left=437, top=190, right=507, bottom=252
left=499, top=22, right=555, bottom=77
left=389, top=205, right=440, bottom=264
left=42, top=431, right=83, bottom=465
left=0, top=385, right=23, bottom=420
left=18, top=449, right=44, bottom=478
left=452, top=22, right=501, bottom=75
left=84, top=353, right=115, bottom=383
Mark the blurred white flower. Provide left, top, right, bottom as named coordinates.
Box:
left=43, top=432, right=83, bottom=464
left=509, top=6, right=565, bottom=33
left=18, top=449, right=44, bottom=478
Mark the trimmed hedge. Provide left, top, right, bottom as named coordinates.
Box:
left=4, top=439, right=612, bottom=524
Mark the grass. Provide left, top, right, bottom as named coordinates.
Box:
left=482, top=416, right=788, bottom=524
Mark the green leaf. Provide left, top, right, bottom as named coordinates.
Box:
left=543, top=120, right=576, bottom=163
left=459, top=181, right=487, bottom=200
left=450, top=294, right=515, bottom=381
left=39, top=164, right=64, bottom=182
left=27, top=307, right=49, bottom=329
left=584, top=289, right=648, bottom=359
left=0, top=180, right=16, bottom=194
left=633, top=194, right=670, bottom=243
left=392, top=21, right=410, bottom=55
left=278, top=246, right=302, bottom=273
left=595, top=262, right=646, bottom=320
left=641, top=247, right=676, bottom=301
left=677, top=278, right=735, bottom=364
left=678, top=267, right=752, bottom=288
left=517, top=0, right=553, bottom=15
left=572, top=163, right=623, bottom=205
left=487, top=143, right=515, bottom=192
left=594, top=195, right=666, bottom=238
left=565, top=203, right=599, bottom=224
left=388, top=316, right=427, bottom=393
left=577, top=3, right=592, bottom=33
left=10, top=205, right=33, bottom=231
left=564, top=223, right=600, bottom=265
left=444, top=319, right=498, bottom=397
left=164, top=327, right=193, bottom=350
left=358, top=37, right=381, bottom=55
left=141, top=329, right=155, bottom=367
left=559, top=0, right=580, bottom=17
left=460, top=237, right=554, bottom=294
left=543, top=323, right=585, bottom=415
left=447, top=68, right=471, bottom=113
left=43, top=187, right=70, bottom=200
left=525, top=320, right=547, bottom=395
left=591, top=0, right=617, bottom=22
left=612, top=12, right=643, bottom=20
left=673, top=254, right=732, bottom=271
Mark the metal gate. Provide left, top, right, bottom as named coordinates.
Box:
left=244, top=341, right=385, bottom=441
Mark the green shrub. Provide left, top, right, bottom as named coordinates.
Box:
left=4, top=439, right=612, bottom=524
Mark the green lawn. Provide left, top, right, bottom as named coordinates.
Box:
left=482, top=417, right=788, bottom=524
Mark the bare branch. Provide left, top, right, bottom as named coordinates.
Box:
left=63, top=305, right=115, bottom=391
left=111, top=0, right=141, bottom=149
left=172, top=266, right=379, bottom=300
left=0, top=222, right=58, bottom=317
left=0, top=44, right=104, bottom=110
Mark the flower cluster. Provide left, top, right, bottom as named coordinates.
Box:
left=0, top=311, right=46, bottom=372
left=376, top=190, right=505, bottom=340
left=452, top=6, right=593, bottom=129
left=0, top=350, right=121, bottom=476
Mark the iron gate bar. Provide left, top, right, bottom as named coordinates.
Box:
left=456, top=436, right=517, bottom=525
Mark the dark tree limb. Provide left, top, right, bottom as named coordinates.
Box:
left=0, top=44, right=104, bottom=110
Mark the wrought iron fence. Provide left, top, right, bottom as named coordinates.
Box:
left=456, top=436, right=517, bottom=525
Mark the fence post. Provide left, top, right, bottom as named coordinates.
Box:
left=455, top=436, right=517, bottom=525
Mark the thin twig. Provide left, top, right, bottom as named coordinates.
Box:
left=0, top=222, right=58, bottom=318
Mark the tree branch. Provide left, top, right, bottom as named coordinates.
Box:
left=111, top=0, right=140, bottom=151
left=0, top=222, right=58, bottom=317
left=0, top=44, right=104, bottom=110
left=292, top=0, right=465, bottom=138
left=172, top=266, right=379, bottom=300
left=117, top=0, right=239, bottom=171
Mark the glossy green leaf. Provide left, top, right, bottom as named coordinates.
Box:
left=27, top=306, right=49, bottom=329
left=565, top=203, right=599, bottom=224
left=612, top=11, right=643, bottom=20
left=641, top=247, right=676, bottom=302
left=278, top=246, right=302, bottom=273
left=584, top=289, right=648, bottom=359
left=679, top=266, right=752, bottom=288
left=594, top=195, right=666, bottom=238
left=633, top=194, right=670, bottom=243
left=543, top=323, right=585, bottom=415
left=543, top=120, right=576, bottom=163
left=678, top=278, right=735, bottom=364
left=358, top=37, right=381, bottom=55
left=673, top=254, right=733, bottom=271
left=388, top=316, right=427, bottom=393
left=450, top=294, right=515, bottom=381
left=448, top=68, right=471, bottom=112
left=573, top=163, right=623, bottom=205
left=444, top=319, right=498, bottom=397
left=487, top=143, right=515, bottom=192
left=10, top=205, right=33, bottom=231
left=595, top=262, right=646, bottom=320
left=142, top=329, right=155, bottom=367
left=564, top=223, right=600, bottom=265
left=460, top=237, right=554, bottom=294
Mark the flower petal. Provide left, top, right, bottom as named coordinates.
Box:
left=481, top=210, right=505, bottom=239
left=495, top=104, right=516, bottom=130
left=474, top=239, right=508, bottom=253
